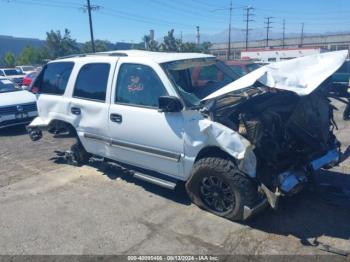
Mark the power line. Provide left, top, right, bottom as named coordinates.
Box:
left=81, top=0, right=101, bottom=53
left=264, top=16, right=274, bottom=47
left=244, top=6, right=254, bottom=51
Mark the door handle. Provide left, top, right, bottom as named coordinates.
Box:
left=71, top=107, right=81, bottom=115
left=110, top=113, right=122, bottom=123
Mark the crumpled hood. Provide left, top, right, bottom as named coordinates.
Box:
left=203, top=50, right=349, bottom=101
left=0, top=90, right=36, bottom=107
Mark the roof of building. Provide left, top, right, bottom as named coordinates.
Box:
left=56, top=50, right=214, bottom=64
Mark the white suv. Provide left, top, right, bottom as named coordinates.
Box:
left=28, top=50, right=347, bottom=221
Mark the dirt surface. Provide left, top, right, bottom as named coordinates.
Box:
left=0, top=101, right=349, bottom=256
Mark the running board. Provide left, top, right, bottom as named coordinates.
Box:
left=133, top=172, right=177, bottom=190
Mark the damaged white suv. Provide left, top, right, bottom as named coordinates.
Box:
left=28, top=50, right=347, bottom=221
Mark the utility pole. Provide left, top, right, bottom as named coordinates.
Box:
left=196, top=26, right=200, bottom=45
left=300, top=23, right=305, bottom=47
left=264, top=17, right=274, bottom=47
left=228, top=0, right=233, bottom=60
left=244, top=6, right=254, bottom=51
left=282, top=19, right=286, bottom=48
left=82, top=0, right=101, bottom=53
left=211, top=2, right=236, bottom=60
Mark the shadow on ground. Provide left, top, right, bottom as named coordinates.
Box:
left=49, top=150, right=350, bottom=252
left=0, top=125, right=28, bottom=137
left=247, top=169, right=350, bottom=252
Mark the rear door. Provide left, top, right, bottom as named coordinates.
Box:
left=67, top=58, right=117, bottom=157
left=107, top=59, right=184, bottom=178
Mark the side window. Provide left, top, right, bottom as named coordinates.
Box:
left=115, top=63, right=167, bottom=108
left=0, top=71, right=4, bottom=76
left=39, top=62, right=74, bottom=95
left=73, top=63, right=110, bottom=102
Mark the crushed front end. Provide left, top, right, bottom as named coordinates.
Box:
left=207, top=87, right=342, bottom=214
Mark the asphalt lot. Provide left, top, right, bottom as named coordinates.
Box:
left=0, top=102, right=350, bottom=256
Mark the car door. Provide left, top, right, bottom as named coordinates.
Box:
left=67, top=59, right=116, bottom=157
left=108, top=60, right=185, bottom=178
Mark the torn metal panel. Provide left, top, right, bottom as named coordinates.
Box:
left=183, top=114, right=256, bottom=177
left=203, top=50, right=349, bottom=101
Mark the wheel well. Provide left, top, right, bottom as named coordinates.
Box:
left=194, top=146, right=237, bottom=164
left=48, top=120, right=77, bottom=136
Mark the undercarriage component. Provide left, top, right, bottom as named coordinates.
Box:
left=278, top=170, right=307, bottom=196
left=27, top=127, right=43, bottom=141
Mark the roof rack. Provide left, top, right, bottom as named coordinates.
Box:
left=57, top=52, right=128, bottom=60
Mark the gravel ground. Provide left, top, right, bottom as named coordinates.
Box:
left=0, top=101, right=349, bottom=256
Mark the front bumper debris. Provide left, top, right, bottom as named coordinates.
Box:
left=243, top=198, right=269, bottom=220
left=310, top=149, right=340, bottom=171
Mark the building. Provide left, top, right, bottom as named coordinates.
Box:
left=240, top=47, right=327, bottom=63
left=210, top=33, right=350, bottom=61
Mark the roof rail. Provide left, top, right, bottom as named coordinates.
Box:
left=57, top=52, right=128, bottom=60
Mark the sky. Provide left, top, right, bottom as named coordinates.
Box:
left=2, top=0, right=350, bottom=43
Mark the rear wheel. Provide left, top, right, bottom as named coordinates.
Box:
left=186, top=157, right=258, bottom=221
left=67, top=141, right=91, bottom=166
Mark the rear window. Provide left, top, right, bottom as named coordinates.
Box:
left=73, top=63, right=110, bottom=102
left=35, top=62, right=74, bottom=95
left=4, top=69, right=22, bottom=76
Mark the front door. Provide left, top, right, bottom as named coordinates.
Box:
left=108, top=62, right=184, bottom=177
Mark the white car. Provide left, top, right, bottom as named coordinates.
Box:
left=0, top=68, right=25, bottom=86
left=0, top=77, right=38, bottom=129
left=27, top=50, right=347, bottom=221
left=16, top=65, right=36, bottom=74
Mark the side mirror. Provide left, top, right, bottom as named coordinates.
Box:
left=158, top=96, right=183, bottom=112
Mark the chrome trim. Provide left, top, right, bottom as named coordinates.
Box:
left=83, top=132, right=181, bottom=162
left=133, top=172, right=176, bottom=190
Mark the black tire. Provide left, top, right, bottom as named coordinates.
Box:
left=70, top=141, right=91, bottom=166
left=185, top=157, right=258, bottom=221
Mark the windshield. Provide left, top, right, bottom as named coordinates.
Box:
left=4, top=69, right=23, bottom=76
left=163, top=58, right=239, bottom=107
left=0, top=79, right=19, bottom=93
left=246, top=63, right=261, bottom=72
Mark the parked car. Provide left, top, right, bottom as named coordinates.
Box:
left=330, top=59, right=350, bottom=87
left=22, top=71, right=39, bottom=89
left=0, top=68, right=25, bottom=86
left=27, top=50, right=347, bottom=221
left=0, top=77, right=38, bottom=129
left=225, top=60, right=261, bottom=77
left=16, top=65, right=36, bottom=74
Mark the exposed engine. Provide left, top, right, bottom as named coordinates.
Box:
left=213, top=89, right=339, bottom=193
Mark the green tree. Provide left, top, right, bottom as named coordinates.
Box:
left=45, top=29, right=79, bottom=59
left=4, top=52, right=16, bottom=67
left=160, top=29, right=178, bottom=52
left=142, top=35, right=159, bottom=51
left=81, top=40, right=111, bottom=53
left=143, top=35, right=151, bottom=49
left=201, top=42, right=212, bottom=54
left=180, top=42, right=200, bottom=52
left=16, top=46, right=46, bottom=65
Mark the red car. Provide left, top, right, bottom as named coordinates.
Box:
left=22, top=71, right=39, bottom=89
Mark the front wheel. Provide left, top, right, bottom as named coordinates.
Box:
left=185, top=157, right=258, bottom=221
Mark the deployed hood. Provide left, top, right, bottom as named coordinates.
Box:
left=203, top=50, right=348, bottom=101
left=0, top=90, right=36, bottom=107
